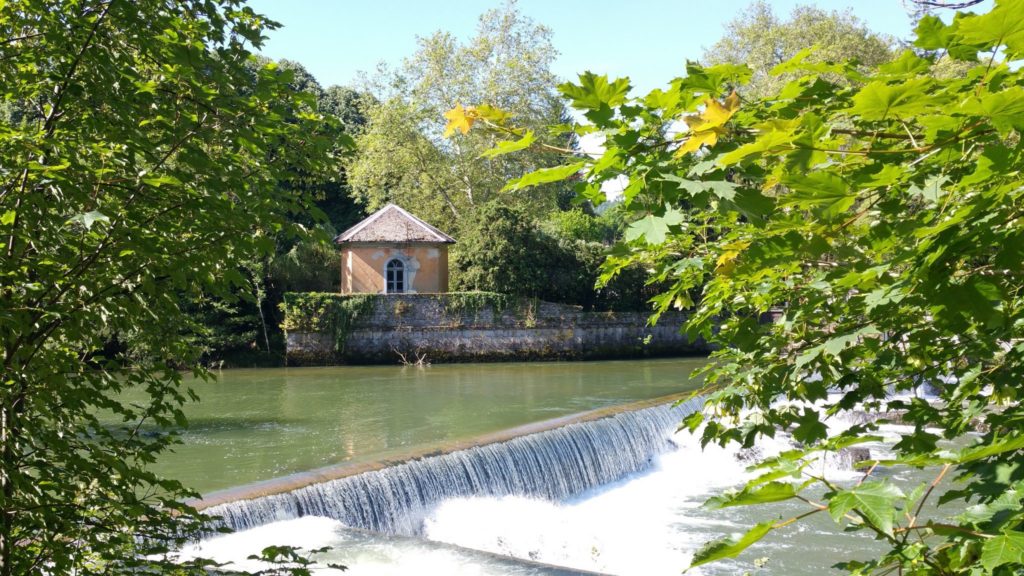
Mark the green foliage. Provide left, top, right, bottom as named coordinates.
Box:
left=475, top=1, right=1024, bottom=573
left=451, top=203, right=653, bottom=311
left=347, top=0, right=572, bottom=233
left=689, top=521, right=774, bottom=568
left=0, top=1, right=349, bottom=574
left=703, top=1, right=894, bottom=99
left=281, top=293, right=376, bottom=351
left=451, top=203, right=598, bottom=307
left=452, top=203, right=559, bottom=299
left=240, top=545, right=347, bottom=576
left=320, top=86, right=373, bottom=135
left=270, top=232, right=341, bottom=295
left=186, top=289, right=268, bottom=365
left=444, top=291, right=513, bottom=319
left=183, top=59, right=365, bottom=367
left=543, top=208, right=609, bottom=244
left=828, top=481, right=906, bottom=537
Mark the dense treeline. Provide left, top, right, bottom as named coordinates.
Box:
left=192, top=3, right=658, bottom=367
left=189, top=0, right=910, bottom=366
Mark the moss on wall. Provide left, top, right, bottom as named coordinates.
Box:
left=283, top=292, right=518, bottom=338
left=442, top=291, right=512, bottom=321
left=281, top=293, right=377, bottom=352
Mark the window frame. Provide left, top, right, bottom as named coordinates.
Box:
left=385, top=258, right=405, bottom=294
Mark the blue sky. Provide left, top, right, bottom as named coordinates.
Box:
left=246, top=0, right=987, bottom=95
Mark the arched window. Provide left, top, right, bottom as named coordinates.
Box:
left=385, top=258, right=405, bottom=293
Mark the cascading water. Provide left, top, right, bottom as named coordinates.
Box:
left=186, top=392, right=941, bottom=575
left=204, top=397, right=706, bottom=537
left=416, top=404, right=891, bottom=575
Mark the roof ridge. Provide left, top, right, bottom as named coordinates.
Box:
left=334, top=204, right=455, bottom=244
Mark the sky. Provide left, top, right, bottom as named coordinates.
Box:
left=243, top=0, right=975, bottom=96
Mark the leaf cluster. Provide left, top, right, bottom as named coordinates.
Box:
left=466, top=0, right=1024, bottom=572
left=0, top=1, right=349, bottom=573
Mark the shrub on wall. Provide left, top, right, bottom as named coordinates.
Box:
left=280, top=293, right=376, bottom=351
left=451, top=203, right=599, bottom=306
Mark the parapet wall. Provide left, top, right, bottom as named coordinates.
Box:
left=282, top=292, right=708, bottom=365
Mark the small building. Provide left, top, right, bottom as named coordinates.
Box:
left=334, top=204, right=455, bottom=294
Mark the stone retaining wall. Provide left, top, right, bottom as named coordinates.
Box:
left=283, top=293, right=708, bottom=365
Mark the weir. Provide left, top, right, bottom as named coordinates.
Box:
left=200, top=394, right=704, bottom=537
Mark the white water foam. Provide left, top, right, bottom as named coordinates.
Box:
left=193, top=401, right=896, bottom=575
left=180, top=517, right=343, bottom=574
left=421, top=426, right=807, bottom=575
left=180, top=515, right=578, bottom=575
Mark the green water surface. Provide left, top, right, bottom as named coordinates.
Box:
left=142, top=358, right=708, bottom=494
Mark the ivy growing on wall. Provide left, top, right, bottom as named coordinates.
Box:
left=281, top=293, right=377, bottom=351
left=443, top=291, right=513, bottom=320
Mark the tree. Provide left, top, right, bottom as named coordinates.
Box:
left=0, top=1, right=346, bottom=574
left=347, top=0, right=572, bottom=233
left=451, top=204, right=592, bottom=305
left=183, top=58, right=365, bottom=368
left=321, top=85, right=372, bottom=135
left=703, top=1, right=894, bottom=99
left=459, top=0, right=1024, bottom=572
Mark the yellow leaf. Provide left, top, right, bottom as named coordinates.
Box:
left=676, top=127, right=722, bottom=157
left=715, top=240, right=750, bottom=274
left=443, top=103, right=477, bottom=137
left=724, top=90, right=740, bottom=112
left=688, top=91, right=741, bottom=131
left=675, top=91, right=740, bottom=157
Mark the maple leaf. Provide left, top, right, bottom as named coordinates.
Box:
left=677, top=127, right=726, bottom=156
left=443, top=103, right=477, bottom=137
left=676, top=91, right=740, bottom=157
left=715, top=239, right=749, bottom=275
left=691, top=91, right=741, bottom=130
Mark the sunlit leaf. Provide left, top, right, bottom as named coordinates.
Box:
left=981, top=531, right=1024, bottom=570
left=704, top=481, right=799, bottom=510
left=502, top=162, right=585, bottom=191
left=479, top=130, right=536, bottom=159
left=67, top=211, right=110, bottom=230
left=688, top=521, right=775, bottom=569
left=828, top=481, right=904, bottom=536
left=443, top=103, right=477, bottom=137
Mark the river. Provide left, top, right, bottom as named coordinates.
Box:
left=135, top=358, right=708, bottom=494
left=151, top=359, right=949, bottom=575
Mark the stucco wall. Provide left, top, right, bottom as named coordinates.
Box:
left=341, top=243, right=449, bottom=294
left=284, top=294, right=709, bottom=365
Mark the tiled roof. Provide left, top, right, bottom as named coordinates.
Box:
left=334, top=204, right=455, bottom=244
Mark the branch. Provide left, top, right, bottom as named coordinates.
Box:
left=904, top=463, right=951, bottom=538
left=908, top=0, right=985, bottom=8
left=43, top=0, right=115, bottom=138
left=0, top=32, right=43, bottom=46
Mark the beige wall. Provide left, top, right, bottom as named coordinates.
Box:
left=340, top=243, right=449, bottom=294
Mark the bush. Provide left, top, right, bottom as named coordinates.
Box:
left=452, top=203, right=655, bottom=311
